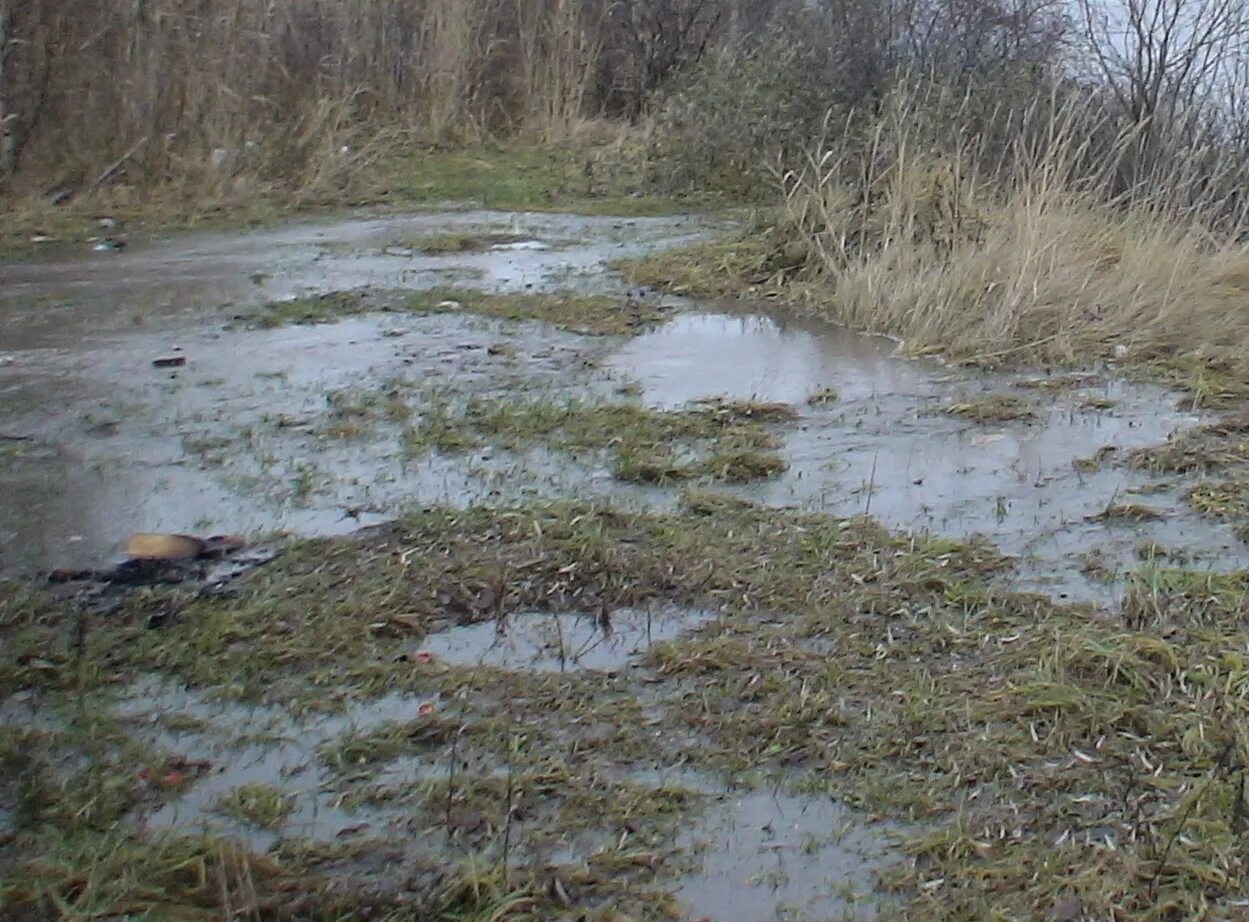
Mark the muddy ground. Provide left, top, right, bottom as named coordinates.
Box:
left=3, top=210, right=1249, bottom=919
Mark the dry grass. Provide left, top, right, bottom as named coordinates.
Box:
left=945, top=394, right=1035, bottom=423
left=3, top=0, right=602, bottom=192
left=624, top=79, right=1249, bottom=391
left=776, top=81, right=1249, bottom=374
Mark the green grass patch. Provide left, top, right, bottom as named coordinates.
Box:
left=250, top=290, right=372, bottom=328
left=245, top=286, right=674, bottom=336
left=404, top=396, right=792, bottom=484
left=213, top=783, right=295, bottom=828
left=366, top=142, right=704, bottom=216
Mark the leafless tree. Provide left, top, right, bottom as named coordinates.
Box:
left=0, top=0, right=13, bottom=176
left=602, top=0, right=727, bottom=114
left=1076, top=0, right=1249, bottom=124
left=892, top=0, right=1070, bottom=78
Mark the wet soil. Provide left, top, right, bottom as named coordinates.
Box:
left=4, top=207, right=1249, bottom=920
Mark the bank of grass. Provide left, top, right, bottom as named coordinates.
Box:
left=246, top=286, right=675, bottom=336
left=5, top=498, right=1249, bottom=917
left=0, top=141, right=706, bottom=262
left=406, top=396, right=793, bottom=484
left=619, top=217, right=1249, bottom=404
left=617, top=88, right=1249, bottom=406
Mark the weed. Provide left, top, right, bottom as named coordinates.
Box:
left=945, top=394, right=1034, bottom=423
left=214, top=783, right=295, bottom=828
left=404, top=396, right=791, bottom=484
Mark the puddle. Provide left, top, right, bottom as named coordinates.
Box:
left=0, top=210, right=710, bottom=349
left=0, top=209, right=717, bottom=575
left=3, top=209, right=1247, bottom=603
left=109, top=680, right=439, bottom=851
left=420, top=604, right=716, bottom=672
left=608, top=309, right=1249, bottom=603
left=676, top=789, right=897, bottom=921
left=0, top=306, right=620, bottom=573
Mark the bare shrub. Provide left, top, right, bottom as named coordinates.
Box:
left=647, top=0, right=1073, bottom=194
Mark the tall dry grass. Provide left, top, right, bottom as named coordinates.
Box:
left=0, top=0, right=656, bottom=199
left=0, top=0, right=750, bottom=200
left=779, top=79, right=1249, bottom=374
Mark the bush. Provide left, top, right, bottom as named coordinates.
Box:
left=646, top=11, right=877, bottom=195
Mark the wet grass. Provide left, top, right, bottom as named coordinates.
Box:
left=387, top=232, right=540, bottom=254
left=405, top=397, right=792, bottom=484
left=7, top=497, right=1249, bottom=917
left=944, top=394, right=1034, bottom=424
left=213, top=783, right=295, bottom=829
left=1186, top=478, right=1249, bottom=519
left=1128, top=412, right=1249, bottom=473
left=420, top=289, right=673, bottom=336
left=249, top=290, right=372, bottom=328
left=244, top=287, right=674, bottom=337
left=1090, top=502, right=1166, bottom=522
left=1141, top=356, right=1249, bottom=411
left=609, top=235, right=795, bottom=297
left=0, top=142, right=709, bottom=262
left=945, top=394, right=1035, bottom=423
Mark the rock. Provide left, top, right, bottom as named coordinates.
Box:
left=152, top=355, right=187, bottom=368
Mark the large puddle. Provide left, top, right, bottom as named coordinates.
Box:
left=1, top=210, right=708, bottom=572
left=0, top=210, right=710, bottom=347
left=5, top=253, right=1238, bottom=599
left=609, top=310, right=1247, bottom=601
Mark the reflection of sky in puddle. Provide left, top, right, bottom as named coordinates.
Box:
left=2, top=207, right=1247, bottom=604
left=675, top=788, right=899, bottom=921
left=609, top=309, right=1249, bottom=604
left=420, top=604, right=716, bottom=672
left=114, top=680, right=436, bottom=850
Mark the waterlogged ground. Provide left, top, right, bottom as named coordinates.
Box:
left=4, top=209, right=1249, bottom=919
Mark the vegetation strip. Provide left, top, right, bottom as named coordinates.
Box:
left=4, top=497, right=1249, bottom=918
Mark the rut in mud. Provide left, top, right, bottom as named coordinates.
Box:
left=5, top=209, right=1249, bottom=920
